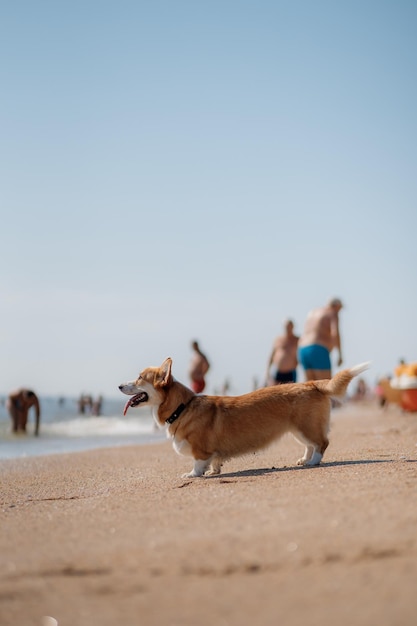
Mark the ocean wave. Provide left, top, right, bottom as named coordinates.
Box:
left=0, top=407, right=166, bottom=460
left=44, top=414, right=157, bottom=437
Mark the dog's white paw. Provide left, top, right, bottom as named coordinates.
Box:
left=182, top=460, right=210, bottom=478
left=297, top=456, right=322, bottom=467
left=205, top=468, right=221, bottom=476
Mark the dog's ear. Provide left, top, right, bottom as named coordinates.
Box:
left=158, top=357, right=173, bottom=387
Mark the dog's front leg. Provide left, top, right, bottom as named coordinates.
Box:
left=182, top=459, right=210, bottom=478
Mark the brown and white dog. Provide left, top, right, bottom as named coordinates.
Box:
left=119, top=358, right=369, bottom=478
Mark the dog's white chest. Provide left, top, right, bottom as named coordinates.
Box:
left=172, top=435, right=193, bottom=457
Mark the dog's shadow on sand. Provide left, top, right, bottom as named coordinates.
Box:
left=205, top=458, right=406, bottom=480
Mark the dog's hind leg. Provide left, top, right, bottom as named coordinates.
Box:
left=298, top=446, right=324, bottom=466
left=205, top=456, right=223, bottom=476
left=293, top=432, right=329, bottom=467
left=296, top=442, right=316, bottom=465
left=182, top=458, right=211, bottom=478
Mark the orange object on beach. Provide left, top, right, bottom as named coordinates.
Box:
left=395, top=362, right=417, bottom=378
left=401, top=389, right=417, bottom=412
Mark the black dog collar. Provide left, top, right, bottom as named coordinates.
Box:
left=166, top=402, right=187, bottom=425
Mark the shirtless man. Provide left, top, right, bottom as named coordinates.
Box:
left=7, top=388, right=41, bottom=436
left=266, top=319, right=299, bottom=385
left=298, top=298, right=343, bottom=381
left=189, top=340, right=210, bottom=393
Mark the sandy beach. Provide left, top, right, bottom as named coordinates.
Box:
left=1, top=401, right=416, bottom=626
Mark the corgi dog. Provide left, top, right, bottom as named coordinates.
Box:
left=119, top=358, right=369, bottom=478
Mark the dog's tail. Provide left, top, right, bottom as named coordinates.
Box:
left=317, top=362, right=370, bottom=399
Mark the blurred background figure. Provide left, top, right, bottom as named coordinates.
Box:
left=78, top=394, right=93, bottom=415
left=7, top=388, right=41, bottom=436
left=351, top=378, right=369, bottom=402
left=189, top=340, right=210, bottom=393
left=298, top=298, right=343, bottom=381
left=92, top=395, right=103, bottom=416
left=265, top=319, right=299, bottom=385
left=221, top=379, right=231, bottom=395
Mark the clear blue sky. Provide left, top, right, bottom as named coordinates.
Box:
left=1, top=1, right=416, bottom=397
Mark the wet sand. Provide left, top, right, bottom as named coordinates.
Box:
left=1, top=402, right=416, bottom=626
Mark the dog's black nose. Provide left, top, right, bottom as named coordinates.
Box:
left=118, top=385, right=124, bottom=390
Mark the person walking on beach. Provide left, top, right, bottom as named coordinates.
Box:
left=189, top=340, right=210, bottom=393
left=7, top=388, right=41, bottom=436
left=298, top=298, right=343, bottom=381
left=266, top=319, right=299, bottom=385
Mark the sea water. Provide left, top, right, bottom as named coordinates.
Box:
left=0, top=395, right=165, bottom=460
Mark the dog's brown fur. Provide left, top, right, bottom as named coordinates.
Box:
left=119, top=358, right=369, bottom=477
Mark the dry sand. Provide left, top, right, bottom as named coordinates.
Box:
left=1, top=402, right=416, bottom=626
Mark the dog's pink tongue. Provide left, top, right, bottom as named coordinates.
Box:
left=123, top=392, right=147, bottom=416
left=123, top=398, right=133, bottom=416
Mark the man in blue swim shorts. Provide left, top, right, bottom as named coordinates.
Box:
left=298, top=298, right=343, bottom=381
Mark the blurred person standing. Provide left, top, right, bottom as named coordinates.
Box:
left=7, top=388, right=41, bottom=436
left=298, top=298, right=343, bottom=381
left=189, top=340, right=210, bottom=393
left=266, top=319, right=299, bottom=385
